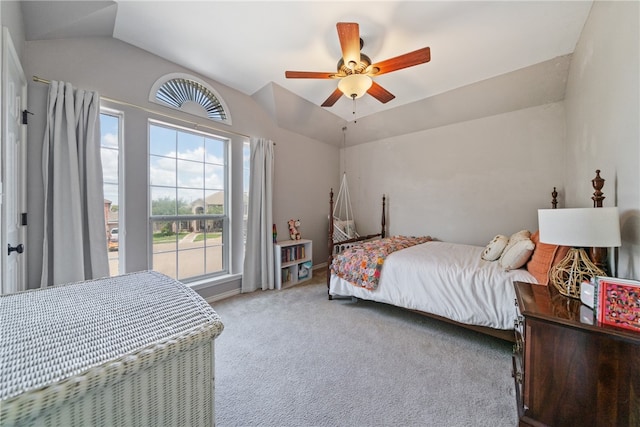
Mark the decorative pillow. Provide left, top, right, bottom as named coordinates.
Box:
left=499, top=238, right=535, bottom=271
left=503, top=229, right=531, bottom=251
left=481, top=235, right=509, bottom=261
left=526, top=230, right=571, bottom=285
left=499, top=230, right=530, bottom=262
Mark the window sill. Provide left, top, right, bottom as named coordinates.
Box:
left=188, top=273, right=242, bottom=290
left=188, top=273, right=243, bottom=303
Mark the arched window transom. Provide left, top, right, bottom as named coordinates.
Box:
left=149, top=73, right=231, bottom=125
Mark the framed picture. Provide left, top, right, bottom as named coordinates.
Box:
left=594, top=276, right=640, bottom=331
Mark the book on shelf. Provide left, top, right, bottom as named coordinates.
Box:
left=280, top=244, right=306, bottom=263
left=281, top=268, right=291, bottom=284
left=593, top=276, right=640, bottom=332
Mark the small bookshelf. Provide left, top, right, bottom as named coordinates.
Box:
left=274, top=239, right=313, bottom=289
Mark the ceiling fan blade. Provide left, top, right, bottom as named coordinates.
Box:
left=369, top=47, right=431, bottom=76
left=367, top=81, right=395, bottom=104
left=336, top=22, right=361, bottom=67
left=321, top=88, right=344, bottom=107
left=285, top=71, right=336, bottom=79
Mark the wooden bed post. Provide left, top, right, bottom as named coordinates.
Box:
left=591, top=169, right=605, bottom=207
left=551, top=187, right=558, bottom=209
left=590, top=169, right=608, bottom=273
left=327, top=188, right=334, bottom=299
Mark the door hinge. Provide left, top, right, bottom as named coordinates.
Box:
left=21, top=213, right=27, bottom=226
left=22, top=110, right=33, bottom=125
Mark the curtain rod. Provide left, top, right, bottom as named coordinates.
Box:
left=32, top=75, right=252, bottom=139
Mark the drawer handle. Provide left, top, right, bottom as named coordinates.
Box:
left=512, top=370, right=523, bottom=384
left=512, top=342, right=521, bottom=354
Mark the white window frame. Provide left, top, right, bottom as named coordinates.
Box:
left=100, top=108, right=125, bottom=275
left=148, top=119, right=231, bottom=282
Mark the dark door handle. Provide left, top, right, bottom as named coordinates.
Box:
left=8, top=243, right=24, bottom=255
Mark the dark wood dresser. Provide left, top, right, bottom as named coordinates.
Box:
left=512, top=281, right=640, bottom=427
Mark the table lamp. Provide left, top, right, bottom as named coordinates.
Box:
left=538, top=207, right=621, bottom=298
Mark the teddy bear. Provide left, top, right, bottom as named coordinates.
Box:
left=288, top=219, right=301, bottom=240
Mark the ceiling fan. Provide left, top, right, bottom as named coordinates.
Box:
left=285, top=22, right=431, bottom=107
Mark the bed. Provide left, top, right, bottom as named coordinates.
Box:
left=326, top=174, right=604, bottom=342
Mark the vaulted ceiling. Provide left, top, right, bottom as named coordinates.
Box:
left=21, top=1, right=593, bottom=127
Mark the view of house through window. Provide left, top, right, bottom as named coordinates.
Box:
left=100, top=111, right=121, bottom=276
left=149, top=121, right=228, bottom=281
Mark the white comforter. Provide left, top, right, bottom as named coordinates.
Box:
left=329, top=241, right=536, bottom=330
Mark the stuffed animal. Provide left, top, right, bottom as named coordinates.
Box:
left=288, top=219, right=301, bottom=240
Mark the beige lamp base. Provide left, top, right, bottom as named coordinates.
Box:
left=549, top=248, right=606, bottom=299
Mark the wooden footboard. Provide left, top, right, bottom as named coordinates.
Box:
left=327, top=189, right=386, bottom=299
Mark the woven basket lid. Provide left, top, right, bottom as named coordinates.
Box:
left=0, top=271, right=223, bottom=401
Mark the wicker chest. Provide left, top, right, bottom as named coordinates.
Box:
left=0, top=271, right=224, bottom=426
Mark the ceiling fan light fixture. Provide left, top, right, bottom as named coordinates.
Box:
left=338, top=74, right=372, bottom=99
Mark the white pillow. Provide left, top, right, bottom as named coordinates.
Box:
left=507, top=229, right=530, bottom=242
left=481, top=235, right=509, bottom=261
left=499, top=238, right=535, bottom=270
left=501, top=229, right=530, bottom=254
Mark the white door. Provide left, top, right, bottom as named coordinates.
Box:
left=1, top=28, right=27, bottom=294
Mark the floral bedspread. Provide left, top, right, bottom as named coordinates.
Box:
left=331, top=235, right=432, bottom=291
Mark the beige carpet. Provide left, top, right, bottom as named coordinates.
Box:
left=212, top=268, right=518, bottom=426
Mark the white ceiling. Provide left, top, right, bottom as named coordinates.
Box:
left=21, top=1, right=593, bottom=122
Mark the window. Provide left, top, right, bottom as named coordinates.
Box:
left=100, top=111, right=122, bottom=276
left=149, top=73, right=232, bottom=125
left=149, top=121, right=228, bottom=281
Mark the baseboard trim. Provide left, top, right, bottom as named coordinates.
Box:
left=313, top=262, right=327, bottom=270
left=205, top=262, right=327, bottom=303
left=205, top=288, right=241, bottom=303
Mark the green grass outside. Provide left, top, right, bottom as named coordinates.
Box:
left=193, top=232, right=222, bottom=242
left=152, top=232, right=190, bottom=243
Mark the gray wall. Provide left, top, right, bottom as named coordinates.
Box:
left=342, top=103, right=566, bottom=246
left=1, top=1, right=25, bottom=60
left=22, top=37, right=340, bottom=291
left=564, top=0, right=640, bottom=279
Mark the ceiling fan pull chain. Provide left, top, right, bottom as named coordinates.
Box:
left=352, top=95, right=357, bottom=123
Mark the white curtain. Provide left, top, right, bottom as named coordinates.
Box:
left=41, top=81, right=109, bottom=287
left=242, top=138, right=275, bottom=292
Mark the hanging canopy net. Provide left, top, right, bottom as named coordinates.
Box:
left=333, top=173, right=359, bottom=242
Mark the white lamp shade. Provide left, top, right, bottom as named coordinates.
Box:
left=338, top=74, right=373, bottom=99
left=538, top=207, right=621, bottom=248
